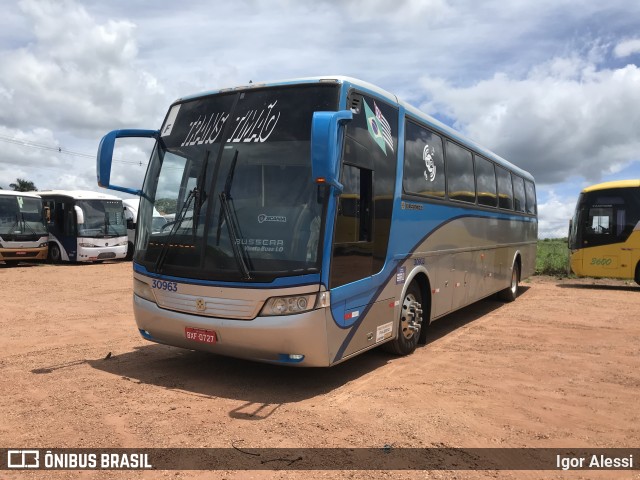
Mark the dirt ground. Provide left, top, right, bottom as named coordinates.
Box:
left=0, top=261, right=639, bottom=480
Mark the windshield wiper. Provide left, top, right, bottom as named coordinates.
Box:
left=104, top=212, right=113, bottom=236
left=215, top=150, right=253, bottom=280
left=20, top=213, right=38, bottom=236
left=192, top=150, right=210, bottom=235
left=153, top=187, right=198, bottom=274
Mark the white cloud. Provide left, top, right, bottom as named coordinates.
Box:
left=537, top=188, right=577, bottom=238
left=417, top=52, right=640, bottom=185
left=0, top=0, right=165, bottom=136
left=614, top=38, right=640, bottom=58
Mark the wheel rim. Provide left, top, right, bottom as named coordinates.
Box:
left=401, top=292, right=423, bottom=340
left=510, top=267, right=518, bottom=294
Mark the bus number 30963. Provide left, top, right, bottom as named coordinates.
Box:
left=152, top=279, right=178, bottom=292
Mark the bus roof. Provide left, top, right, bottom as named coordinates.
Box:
left=582, top=179, right=640, bottom=193
left=38, top=190, right=123, bottom=201
left=173, top=76, right=534, bottom=182
left=0, top=190, right=41, bottom=198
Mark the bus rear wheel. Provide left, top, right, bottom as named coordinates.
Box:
left=49, top=243, right=61, bottom=264
left=383, top=282, right=423, bottom=356
left=499, top=261, right=520, bottom=302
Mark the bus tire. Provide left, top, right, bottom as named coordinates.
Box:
left=635, top=262, right=640, bottom=286
left=383, top=281, right=423, bottom=356
left=49, top=243, right=61, bottom=264
left=498, top=261, right=520, bottom=302
left=126, top=242, right=134, bottom=260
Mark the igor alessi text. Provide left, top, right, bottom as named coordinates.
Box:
left=557, top=454, right=633, bottom=471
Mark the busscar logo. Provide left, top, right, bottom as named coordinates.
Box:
left=195, top=299, right=206, bottom=311
left=257, top=214, right=286, bottom=224
left=8, top=450, right=39, bottom=469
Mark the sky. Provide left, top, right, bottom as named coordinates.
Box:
left=1, top=0, right=639, bottom=238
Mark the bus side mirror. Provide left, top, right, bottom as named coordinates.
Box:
left=97, top=129, right=159, bottom=196
left=311, top=110, right=352, bottom=193
left=74, top=205, right=85, bottom=225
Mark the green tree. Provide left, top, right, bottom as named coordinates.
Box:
left=9, top=178, right=38, bottom=192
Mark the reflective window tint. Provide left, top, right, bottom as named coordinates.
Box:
left=475, top=155, right=497, bottom=207
left=512, top=175, right=526, bottom=212
left=403, top=121, right=445, bottom=198
left=446, top=141, right=475, bottom=203
left=496, top=166, right=513, bottom=210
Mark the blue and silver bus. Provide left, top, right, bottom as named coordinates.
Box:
left=0, top=191, right=49, bottom=265
left=97, top=76, right=537, bottom=366
left=40, top=190, right=128, bottom=262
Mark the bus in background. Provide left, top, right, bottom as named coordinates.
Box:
left=39, top=190, right=128, bottom=263
left=96, top=76, right=537, bottom=367
left=0, top=191, right=49, bottom=265
left=568, top=179, right=640, bottom=284
left=122, top=198, right=168, bottom=260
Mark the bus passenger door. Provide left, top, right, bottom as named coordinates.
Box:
left=330, top=163, right=373, bottom=288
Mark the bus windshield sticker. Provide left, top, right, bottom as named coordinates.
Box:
left=423, top=145, right=436, bottom=181
left=228, top=100, right=281, bottom=144
left=396, top=266, right=406, bottom=284
left=181, top=112, right=229, bottom=146
left=162, top=104, right=181, bottom=137
left=258, top=214, right=287, bottom=224
left=363, top=99, right=393, bottom=155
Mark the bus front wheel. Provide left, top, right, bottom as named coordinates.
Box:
left=499, top=261, right=520, bottom=302
left=383, top=282, right=423, bottom=356
left=49, top=243, right=61, bottom=264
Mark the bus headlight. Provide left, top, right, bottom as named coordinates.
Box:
left=115, top=240, right=128, bottom=246
left=133, top=278, right=156, bottom=303
left=39, top=242, right=48, bottom=248
left=260, top=294, right=317, bottom=316
left=79, top=242, right=97, bottom=247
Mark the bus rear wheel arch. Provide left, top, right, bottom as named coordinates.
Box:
left=383, top=280, right=424, bottom=356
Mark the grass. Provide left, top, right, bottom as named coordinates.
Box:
left=535, top=238, right=570, bottom=276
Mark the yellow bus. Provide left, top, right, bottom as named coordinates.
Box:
left=568, top=179, right=640, bottom=284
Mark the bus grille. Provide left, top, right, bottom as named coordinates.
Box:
left=153, top=290, right=259, bottom=320
left=98, top=252, right=117, bottom=259
left=2, top=251, right=40, bottom=258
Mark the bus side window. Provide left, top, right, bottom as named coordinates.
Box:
left=496, top=166, right=513, bottom=210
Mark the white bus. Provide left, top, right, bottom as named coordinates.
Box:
left=0, top=191, right=49, bottom=265
left=39, top=190, right=128, bottom=262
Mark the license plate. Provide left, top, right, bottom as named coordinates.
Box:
left=185, top=327, right=217, bottom=344
left=16, top=251, right=26, bottom=255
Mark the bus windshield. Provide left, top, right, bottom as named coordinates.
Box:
left=0, top=195, right=48, bottom=237
left=135, top=84, right=339, bottom=282
left=76, top=199, right=126, bottom=238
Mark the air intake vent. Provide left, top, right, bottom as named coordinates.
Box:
left=350, top=96, right=362, bottom=114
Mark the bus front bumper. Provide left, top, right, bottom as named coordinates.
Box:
left=0, top=246, right=48, bottom=262
left=77, top=244, right=127, bottom=262
left=133, top=295, right=332, bottom=367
